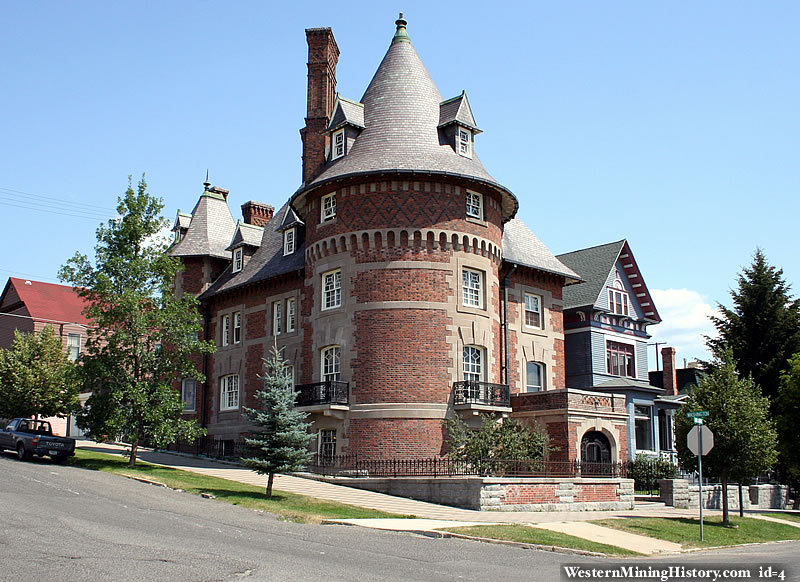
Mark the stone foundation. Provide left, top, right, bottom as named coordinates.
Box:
left=659, top=479, right=790, bottom=510
left=306, top=475, right=634, bottom=511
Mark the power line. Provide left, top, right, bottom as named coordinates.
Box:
left=0, top=185, right=117, bottom=214
left=0, top=267, right=61, bottom=283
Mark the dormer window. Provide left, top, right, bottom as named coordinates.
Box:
left=283, top=228, right=296, bottom=256
left=457, top=128, right=472, bottom=158
left=321, top=192, right=336, bottom=222
left=332, top=129, right=345, bottom=160
left=232, top=248, right=243, bottom=273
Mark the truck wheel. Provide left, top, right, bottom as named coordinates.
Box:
left=16, top=443, right=30, bottom=461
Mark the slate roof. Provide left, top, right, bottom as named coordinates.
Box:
left=168, top=190, right=236, bottom=260
left=172, top=211, right=191, bottom=231
left=226, top=221, right=264, bottom=251
left=328, top=96, right=365, bottom=130
left=502, top=219, right=581, bottom=282
left=438, top=92, right=480, bottom=131
left=201, top=200, right=305, bottom=298
left=556, top=241, right=626, bottom=309
left=594, top=376, right=664, bottom=393
left=294, top=18, right=518, bottom=221
left=0, top=278, right=90, bottom=325
left=277, top=205, right=304, bottom=231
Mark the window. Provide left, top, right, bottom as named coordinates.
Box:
left=462, top=268, right=483, bottom=309
left=526, top=362, right=545, bottom=392
left=607, top=341, right=635, bottom=377
left=524, top=293, right=543, bottom=329
left=67, top=334, right=81, bottom=362
left=322, top=269, right=342, bottom=310
left=634, top=404, right=653, bottom=451
left=319, top=429, right=337, bottom=459
left=465, top=190, right=482, bottom=219
left=658, top=409, right=672, bottom=451
left=321, top=345, right=341, bottom=382
left=284, top=364, right=295, bottom=389
left=321, top=192, right=336, bottom=222
left=233, top=247, right=243, bottom=273
left=463, top=346, right=484, bottom=383
left=458, top=128, right=472, bottom=158
left=609, top=289, right=629, bottom=315
left=286, top=298, right=296, bottom=332
left=332, top=129, right=345, bottom=160
left=273, top=301, right=282, bottom=336
left=283, top=228, right=296, bottom=256
left=221, top=314, right=230, bottom=346
left=233, top=311, right=241, bottom=344
left=220, top=374, right=239, bottom=411
left=182, top=379, right=196, bottom=412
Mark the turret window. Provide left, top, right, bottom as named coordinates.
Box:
left=321, top=193, right=336, bottom=222
left=332, top=129, right=345, bottom=160
left=466, top=190, right=483, bottom=219
left=458, top=128, right=472, bottom=158
left=462, top=268, right=483, bottom=309
left=322, top=269, right=342, bottom=310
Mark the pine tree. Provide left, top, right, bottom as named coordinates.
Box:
left=59, top=176, right=214, bottom=466
left=0, top=326, right=78, bottom=420
left=777, top=354, right=800, bottom=491
left=707, top=249, right=800, bottom=405
left=675, top=350, right=778, bottom=524
left=242, top=344, right=313, bottom=497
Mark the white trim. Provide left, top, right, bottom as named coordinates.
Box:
left=272, top=301, right=282, bottom=336
left=321, top=345, right=341, bottom=382
left=283, top=228, right=296, bottom=256
left=286, top=297, right=296, bottom=332
left=457, top=128, right=472, bottom=158
left=232, top=247, right=243, bottom=273
left=322, top=269, right=342, bottom=310
left=331, top=129, right=345, bottom=160
left=221, top=314, right=230, bottom=347
left=461, top=267, right=483, bottom=309
left=220, top=374, right=240, bottom=411
left=523, top=292, right=543, bottom=330
left=321, top=192, right=336, bottom=222
left=465, top=190, right=482, bottom=219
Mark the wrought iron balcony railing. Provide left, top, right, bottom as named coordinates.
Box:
left=294, top=380, right=349, bottom=407
left=452, top=381, right=511, bottom=407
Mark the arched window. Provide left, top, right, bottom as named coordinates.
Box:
left=526, top=362, right=545, bottom=392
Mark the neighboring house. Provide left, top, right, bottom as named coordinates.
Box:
left=551, top=241, right=685, bottom=460
left=0, top=277, right=91, bottom=436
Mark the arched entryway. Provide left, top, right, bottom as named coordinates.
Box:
left=581, top=430, right=611, bottom=464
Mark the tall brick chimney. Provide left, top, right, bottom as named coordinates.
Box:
left=661, top=346, right=678, bottom=396
left=241, top=201, right=274, bottom=227
left=300, top=27, right=339, bottom=184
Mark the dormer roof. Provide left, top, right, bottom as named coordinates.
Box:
left=438, top=91, right=481, bottom=133
left=172, top=211, right=192, bottom=232
left=226, top=221, right=264, bottom=251
left=328, top=95, right=365, bottom=131
left=168, top=187, right=236, bottom=260
left=276, top=205, right=304, bottom=232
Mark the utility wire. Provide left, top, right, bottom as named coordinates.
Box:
left=0, top=185, right=117, bottom=214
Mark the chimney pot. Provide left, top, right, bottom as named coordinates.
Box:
left=241, top=201, right=274, bottom=227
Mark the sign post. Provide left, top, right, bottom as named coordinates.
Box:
left=687, top=412, right=713, bottom=542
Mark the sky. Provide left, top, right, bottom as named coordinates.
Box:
left=2, top=1, right=798, bottom=369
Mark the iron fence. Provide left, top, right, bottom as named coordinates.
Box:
left=167, top=436, right=251, bottom=459
left=452, top=381, right=511, bottom=407
left=294, top=381, right=349, bottom=407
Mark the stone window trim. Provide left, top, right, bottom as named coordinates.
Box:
left=283, top=228, right=296, bottom=256
left=181, top=378, right=197, bottom=412
left=461, top=267, right=484, bottom=310
left=220, top=374, right=240, bottom=412
left=232, top=247, right=243, bottom=273
left=455, top=258, right=492, bottom=318
left=525, top=361, right=545, bottom=392
left=321, top=192, right=337, bottom=223
left=523, top=292, right=544, bottom=330
left=319, top=428, right=337, bottom=458
left=321, top=345, right=341, bottom=382
left=321, top=268, right=342, bottom=311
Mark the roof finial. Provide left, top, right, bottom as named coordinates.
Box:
left=393, top=12, right=410, bottom=43
left=203, top=169, right=211, bottom=191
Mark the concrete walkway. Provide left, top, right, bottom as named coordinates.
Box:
left=75, top=440, right=755, bottom=555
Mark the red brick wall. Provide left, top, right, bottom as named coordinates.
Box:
left=351, top=309, right=452, bottom=404
left=345, top=418, right=447, bottom=458
left=351, top=269, right=451, bottom=303
left=574, top=483, right=619, bottom=503
left=503, top=484, right=559, bottom=505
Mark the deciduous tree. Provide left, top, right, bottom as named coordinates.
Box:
left=0, top=326, right=78, bottom=420
left=59, top=176, right=214, bottom=466
left=676, top=350, right=778, bottom=524
left=241, top=344, right=313, bottom=497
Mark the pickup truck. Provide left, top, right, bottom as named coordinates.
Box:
left=0, top=418, right=76, bottom=463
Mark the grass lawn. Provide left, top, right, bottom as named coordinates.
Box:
left=441, top=524, right=642, bottom=556
left=592, top=516, right=800, bottom=548
left=758, top=512, right=800, bottom=524
left=70, top=449, right=411, bottom=523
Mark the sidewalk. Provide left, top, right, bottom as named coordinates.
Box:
left=75, top=440, right=737, bottom=555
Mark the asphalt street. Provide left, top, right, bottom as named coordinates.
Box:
left=1, top=453, right=797, bottom=581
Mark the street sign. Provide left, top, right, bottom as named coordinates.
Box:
left=687, top=425, right=714, bottom=456
left=687, top=411, right=709, bottom=418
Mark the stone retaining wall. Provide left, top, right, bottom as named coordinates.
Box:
left=659, top=479, right=789, bottom=510
left=307, top=475, right=634, bottom=511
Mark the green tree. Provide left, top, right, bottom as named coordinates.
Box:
left=445, top=414, right=550, bottom=475
left=0, top=326, right=78, bottom=420
left=675, top=350, right=778, bottom=524
left=241, top=344, right=313, bottom=497
left=59, top=176, right=214, bottom=466
left=777, top=353, right=800, bottom=498
left=707, top=249, right=800, bottom=405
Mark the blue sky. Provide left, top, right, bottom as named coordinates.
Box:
left=2, top=2, right=798, bottom=368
